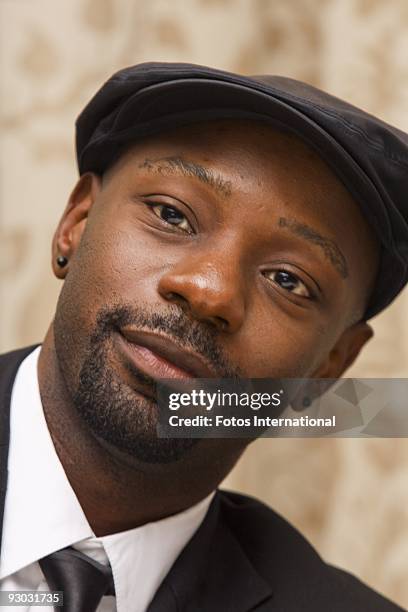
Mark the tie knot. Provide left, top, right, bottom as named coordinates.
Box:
left=39, top=546, right=115, bottom=611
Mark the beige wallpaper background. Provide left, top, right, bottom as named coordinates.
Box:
left=1, top=0, right=408, bottom=607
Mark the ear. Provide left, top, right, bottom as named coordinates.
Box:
left=52, top=173, right=102, bottom=279
left=312, top=320, right=374, bottom=380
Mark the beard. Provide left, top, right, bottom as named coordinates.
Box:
left=57, top=303, right=239, bottom=465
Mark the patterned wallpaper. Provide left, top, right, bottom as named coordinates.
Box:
left=1, top=0, right=408, bottom=607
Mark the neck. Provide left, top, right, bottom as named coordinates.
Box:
left=37, top=326, right=240, bottom=536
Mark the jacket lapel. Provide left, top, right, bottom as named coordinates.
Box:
left=0, top=345, right=39, bottom=557
left=148, top=491, right=273, bottom=612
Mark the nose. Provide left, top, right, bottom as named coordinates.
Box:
left=157, top=251, right=246, bottom=333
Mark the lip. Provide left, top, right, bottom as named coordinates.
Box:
left=117, top=327, right=217, bottom=380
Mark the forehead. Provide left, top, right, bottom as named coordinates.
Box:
left=112, top=120, right=346, bottom=204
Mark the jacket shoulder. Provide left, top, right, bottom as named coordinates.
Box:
left=0, top=343, right=40, bottom=414
left=0, top=344, right=40, bottom=415
left=0, top=345, right=40, bottom=369
left=217, top=490, right=404, bottom=611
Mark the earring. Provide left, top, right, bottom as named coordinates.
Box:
left=56, top=255, right=68, bottom=268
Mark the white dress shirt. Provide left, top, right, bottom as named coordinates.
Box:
left=0, top=346, right=214, bottom=611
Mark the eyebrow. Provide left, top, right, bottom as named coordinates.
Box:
left=138, top=156, right=232, bottom=198
left=278, top=217, right=349, bottom=278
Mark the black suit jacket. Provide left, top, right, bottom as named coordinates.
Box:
left=0, top=346, right=405, bottom=611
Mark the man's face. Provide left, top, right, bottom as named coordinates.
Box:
left=52, top=119, right=379, bottom=464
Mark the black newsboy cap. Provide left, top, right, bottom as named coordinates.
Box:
left=76, top=62, right=408, bottom=320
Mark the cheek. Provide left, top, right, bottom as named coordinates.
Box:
left=230, top=309, right=331, bottom=378
left=68, top=214, right=176, bottom=312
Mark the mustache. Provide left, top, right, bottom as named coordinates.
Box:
left=93, top=303, right=241, bottom=380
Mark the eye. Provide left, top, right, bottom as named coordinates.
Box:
left=150, top=203, right=193, bottom=234
left=264, top=269, right=311, bottom=298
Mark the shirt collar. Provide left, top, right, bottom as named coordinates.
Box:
left=0, top=346, right=214, bottom=612
left=92, top=494, right=213, bottom=611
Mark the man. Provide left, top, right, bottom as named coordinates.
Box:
left=0, top=62, right=407, bottom=611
